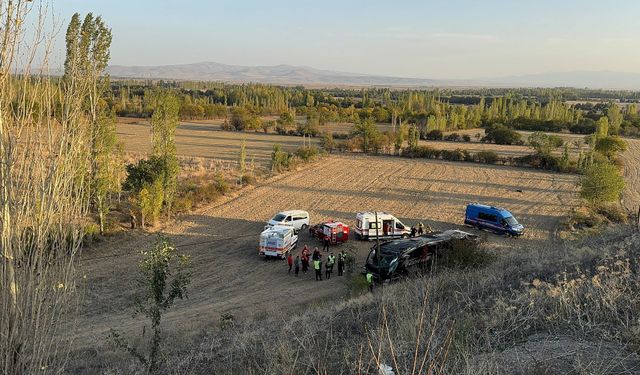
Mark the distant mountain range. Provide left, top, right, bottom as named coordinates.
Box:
left=106, top=62, right=640, bottom=89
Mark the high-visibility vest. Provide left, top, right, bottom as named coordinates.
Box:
left=328, top=255, right=335, bottom=266
left=366, top=273, right=373, bottom=284
left=314, top=260, right=321, bottom=270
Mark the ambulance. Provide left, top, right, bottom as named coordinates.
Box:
left=259, top=225, right=298, bottom=258
left=354, top=212, right=410, bottom=240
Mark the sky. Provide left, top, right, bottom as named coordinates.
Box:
left=45, top=0, right=640, bottom=79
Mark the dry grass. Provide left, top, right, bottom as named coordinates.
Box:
left=74, top=226, right=640, bottom=374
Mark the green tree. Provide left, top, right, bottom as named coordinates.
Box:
left=64, top=12, right=119, bottom=234
left=320, top=132, right=336, bottom=153
left=110, top=237, right=191, bottom=373
left=528, top=132, right=564, bottom=155
left=596, top=116, right=609, bottom=139
left=150, top=90, right=180, bottom=217
left=607, top=103, right=622, bottom=135
left=352, top=118, right=380, bottom=153
left=580, top=162, right=625, bottom=203
left=595, top=136, right=627, bottom=160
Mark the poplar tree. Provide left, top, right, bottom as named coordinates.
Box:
left=150, top=90, right=180, bottom=217
left=64, top=13, right=119, bottom=234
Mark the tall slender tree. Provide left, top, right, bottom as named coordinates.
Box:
left=150, top=90, right=180, bottom=217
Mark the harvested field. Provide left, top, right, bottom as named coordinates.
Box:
left=117, top=118, right=316, bottom=170
left=71, top=154, right=579, bottom=353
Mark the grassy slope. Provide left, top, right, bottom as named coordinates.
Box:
left=72, top=225, right=640, bottom=374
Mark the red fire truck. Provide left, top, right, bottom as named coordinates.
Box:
left=309, top=221, right=350, bottom=244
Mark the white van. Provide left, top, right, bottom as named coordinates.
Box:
left=354, top=212, right=410, bottom=240
left=266, top=210, right=310, bottom=233
left=259, top=225, right=298, bottom=258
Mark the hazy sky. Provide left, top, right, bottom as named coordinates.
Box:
left=50, top=0, right=640, bottom=79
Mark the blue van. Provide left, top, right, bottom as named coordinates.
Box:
left=464, top=203, right=524, bottom=236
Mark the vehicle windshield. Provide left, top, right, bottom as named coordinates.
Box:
left=272, top=213, right=287, bottom=222
left=504, top=216, right=519, bottom=226
left=367, top=250, right=396, bottom=268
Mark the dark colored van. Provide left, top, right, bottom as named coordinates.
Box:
left=465, top=203, right=524, bottom=236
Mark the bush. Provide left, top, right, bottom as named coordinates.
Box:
left=595, top=136, right=628, bottom=159
left=240, top=174, right=256, bottom=186
left=462, top=134, right=471, bottom=142
left=220, top=120, right=234, bottom=131
left=514, top=153, right=560, bottom=171
left=425, top=129, right=444, bottom=140
left=475, top=150, right=499, bottom=164
left=484, top=127, right=522, bottom=145
left=445, top=133, right=461, bottom=142
left=436, top=239, right=494, bottom=269
left=295, top=146, right=322, bottom=162
left=581, top=162, right=625, bottom=203
left=410, top=145, right=441, bottom=159
left=593, top=202, right=628, bottom=223
left=215, top=172, right=230, bottom=195
left=441, top=149, right=466, bottom=161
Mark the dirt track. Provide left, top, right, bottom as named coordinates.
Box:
left=72, top=154, right=578, bottom=349
left=622, top=138, right=640, bottom=212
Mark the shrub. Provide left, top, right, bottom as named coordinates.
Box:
left=332, top=132, right=350, bottom=140
left=441, top=149, right=466, bottom=161
left=475, top=150, right=499, bottom=164
left=320, top=132, right=336, bottom=153
left=271, top=144, right=293, bottom=173
left=593, top=202, right=628, bottom=224
left=445, top=132, right=461, bottom=142
left=425, top=129, right=444, bottom=140
left=240, top=174, right=256, bottom=186
left=410, top=145, right=441, bottom=159
left=220, top=120, right=234, bottom=131
left=295, top=146, right=322, bottom=162
left=594, top=136, right=628, bottom=160
left=436, top=239, right=494, bottom=269
left=462, top=134, right=471, bottom=142
left=484, top=127, right=522, bottom=145
left=215, top=172, right=229, bottom=195
left=581, top=162, right=625, bottom=203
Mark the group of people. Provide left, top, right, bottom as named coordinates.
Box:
left=286, top=243, right=347, bottom=281
left=410, top=221, right=429, bottom=237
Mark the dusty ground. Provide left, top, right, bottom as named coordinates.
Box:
left=72, top=154, right=579, bottom=351
left=622, top=138, right=640, bottom=212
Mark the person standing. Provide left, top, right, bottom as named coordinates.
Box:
left=410, top=226, right=417, bottom=237
left=418, top=222, right=424, bottom=235
left=322, top=235, right=330, bottom=252
left=314, top=259, right=322, bottom=281
left=294, top=255, right=300, bottom=277
left=326, top=253, right=335, bottom=279
left=287, top=253, right=293, bottom=274
left=366, top=271, right=374, bottom=292
left=337, top=251, right=345, bottom=276
left=301, top=245, right=310, bottom=273
left=313, top=247, right=321, bottom=261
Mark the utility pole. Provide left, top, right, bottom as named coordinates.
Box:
left=374, top=211, right=382, bottom=289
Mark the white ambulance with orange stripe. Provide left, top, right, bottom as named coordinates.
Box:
left=259, top=225, right=298, bottom=258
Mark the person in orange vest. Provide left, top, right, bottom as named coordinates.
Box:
left=287, top=253, right=293, bottom=274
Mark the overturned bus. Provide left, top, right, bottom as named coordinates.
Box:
left=364, top=230, right=479, bottom=281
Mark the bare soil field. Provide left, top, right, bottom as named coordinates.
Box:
left=622, top=138, right=640, bottom=212
left=71, top=154, right=579, bottom=352
left=117, top=118, right=316, bottom=170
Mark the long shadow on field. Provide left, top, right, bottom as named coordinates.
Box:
left=272, top=184, right=567, bottom=209
left=398, top=176, right=575, bottom=195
